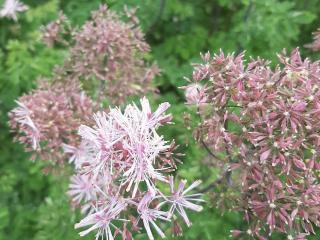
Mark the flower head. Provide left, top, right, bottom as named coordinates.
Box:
left=9, top=83, right=94, bottom=164
left=57, top=5, right=159, bottom=105
left=167, top=177, right=204, bottom=226
left=184, top=83, right=208, bottom=106
left=75, top=197, right=127, bottom=239
left=0, top=0, right=28, bottom=21
left=137, top=192, right=169, bottom=240
left=185, top=48, right=320, bottom=239
left=70, top=97, right=203, bottom=240
left=68, top=174, right=96, bottom=205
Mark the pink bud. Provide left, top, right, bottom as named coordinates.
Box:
left=260, top=149, right=271, bottom=162
left=230, top=230, right=242, bottom=237
left=293, top=158, right=306, bottom=170
left=185, top=84, right=207, bottom=105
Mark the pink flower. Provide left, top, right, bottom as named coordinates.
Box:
left=269, top=100, right=307, bottom=133
left=137, top=192, right=169, bottom=240
left=68, top=174, right=96, bottom=204
left=167, top=177, right=204, bottom=226
left=65, top=5, right=159, bottom=105
left=185, top=48, right=320, bottom=238
left=62, top=140, right=97, bottom=168
left=109, top=97, right=172, bottom=196
left=78, top=112, right=125, bottom=177
left=184, top=83, right=207, bottom=105
left=9, top=84, right=94, bottom=164
left=71, top=98, right=203, bottom=239
left=75, top=197, right=127, bottom=239
left=0, top=0, right=28, bottom=21
left=10, top=101, right=40, bottom=150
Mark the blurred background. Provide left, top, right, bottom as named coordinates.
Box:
left=1, top=0, right=320, bottom=239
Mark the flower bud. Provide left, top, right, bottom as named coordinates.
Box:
left=185, top=84, right=207, bottom=105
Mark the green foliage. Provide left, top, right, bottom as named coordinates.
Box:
left=33, top=173, right=81, bottom=240
left=1, top=0, right=320, bottom=239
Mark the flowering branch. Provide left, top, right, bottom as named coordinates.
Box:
left=146, top=0, right=166, bottom=35
left=183, top=48, right=320, bottom=239
left=66, top=97, right=203, bottom=239
left=9, top=5, right=159, bottom=166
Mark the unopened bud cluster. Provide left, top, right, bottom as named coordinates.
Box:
left=185, top=49, right=320, bottom=239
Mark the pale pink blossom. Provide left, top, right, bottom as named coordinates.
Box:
left=137, top=192, right=169, bottom=240
left=11, top=101, right=40, bottom=150
left=167, top=177, right=204, bottom=226
left=71, top=98, right=203, bottom=240
left=109, top=97, right=171, bottom=196
left=56, top=5, right=159, bottom=105
left=63, top=140, right=97, bottom=168
left=75, top=197, right=127, bottom=239
left=68, top=174, right=96, bottom=204
left=184, top=83, right=207, bottom=105
left=0, top=0, right=28, bottom=21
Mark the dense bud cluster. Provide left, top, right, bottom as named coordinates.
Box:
left=9, top=81, right=94, bottom=165
left=185, top=49, right=320, bottom=239
left=67, top=97, right=203, bottom=240
left=41, top=12, right=70, bottom=48
left=9, top=5, right=157, bottom=165
left=42, top=5, right=159, bottom=105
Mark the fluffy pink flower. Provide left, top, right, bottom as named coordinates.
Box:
left=137, top=192, right=169, bottom=240
left=68, top=174, right=96, bottom=204
left=0, top=0, right=28, bottom=21
left=63, top=140, right=97, bottom=168
left=184, top=83, right=207, bottom=105
left=71, top=98, right=203, bottom=240
left=167, top=177, right=204, bottom=226
left=109, top=98, right=171, bottom=196
left=55, top=5, right=159, bottom=105
left=75, top=197, right=127, bottom=239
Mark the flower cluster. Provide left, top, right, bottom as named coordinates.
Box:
left=184, top=49, right=320, bottom=239
left=42, top=5, right=159, bottom=105
left=0, top=0, right=28, bottom=21
left=9, top=5, right=157, bottom=166
left=9, top=81, right=94, bottom=165
left=305, top=28, right=320, bottom=52
left=41, top=12, right=70, bottom=48
left=67, top=97, right=203, bottom=240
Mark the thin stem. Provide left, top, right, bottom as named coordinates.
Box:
left=146, top=0, right=166, bottom=35
left=196, top=100, right=235, bottom=187
left=226, top=105, right=243, bottom=108
left=201, top=140, right=223, bottom=162
left=196, top=106, right=223, bottom=162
